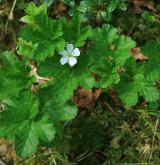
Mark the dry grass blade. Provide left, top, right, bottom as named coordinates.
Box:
left=148, top=115, right=160, bottom=162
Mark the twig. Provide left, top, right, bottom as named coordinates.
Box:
left=36, top=76, right=53, bottom=81
left=75, top=151, right=92, bottom=163
left=148, top=115, right=160, bottom=162
left=5, top=0, right=17, bottom=34
left=103, top=101, right=119, bottom=118
left=128, top=20, right=137, bottom=36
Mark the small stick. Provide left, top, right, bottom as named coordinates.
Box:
left=103, top=101, right=119, bottom=118
left=36, top=76, right=53, bottom=81
left=5, top=0, right=17, bottom=34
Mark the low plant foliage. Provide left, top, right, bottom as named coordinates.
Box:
left=0, top=1, right=160, bottom=159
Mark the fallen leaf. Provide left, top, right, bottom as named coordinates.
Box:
left=52, top=2, right=67, bottom=15
left=132, top=0, right=156, bottom=13
left=30, top=63, right=53, bottom=93
left=132, top=47, right=148, bottom=60
left=72, top=87, right=101, bottom=108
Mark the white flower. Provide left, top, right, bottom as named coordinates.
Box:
left=59, top=44, right=80, bottom=67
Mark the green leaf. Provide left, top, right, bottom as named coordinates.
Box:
left=38, top=24, right=135, bottom=102
left=0, top=92, right=56, bottom=158
left=149, top=102, right=159, bottom=110
left=61, top=15, right=91, bottom=47
left=21, top=2, right=47, bottom=24
left=38, top=85, right=77, bottom=123
left=38, top=53, right=94, bottom=103
left=116, top=58, right=160, bottom=106
left=118, top=1, right=127, bottom=11
left=19, top=14, right=64, bottom=61
left=107, top=0, right=118, bottom=13
left=141, top=41, right=160, bottom=81
left=89, top=24, right=135, bottom=66
left=15, top=120, right=39, bottom=157
left=17, top=38, right=38, bottom=58
left=15, top=114, right=56, bottom=157
left=0, top=51, right=31, bottom=99
left=43, top=100, right=77, bottom=122
left=37, top=114, right=56, bottom=142
left=37, top=85, right=77, bottom=128
left=0, top=92, right=39, bottom=141
left=90, top=57, right=120, bottom=88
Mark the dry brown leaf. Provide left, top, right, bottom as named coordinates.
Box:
left=132, top=0, right=156, bottom=13
left=132, top=47, right=148, bottom=60
left=72, top=87, right=101, bottom=108
left=30, top=63, right=53, bottom=93
left=52, top=2, right=67, bottom=15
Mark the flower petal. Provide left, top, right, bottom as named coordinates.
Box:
left=66, top=44, right=73, bottom=53
left=59, top=50, right=68, bottom=56
left=68, top=57, right=77, bottom=66
left=71, top=48, right=80, bottom=56
left=60, top=56, right=68, bottom=65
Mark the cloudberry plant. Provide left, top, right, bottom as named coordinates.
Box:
left=0, top=2, right=159, bottom=157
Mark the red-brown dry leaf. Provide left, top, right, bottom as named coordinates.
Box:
left=132, top=0, right=156, bottom=13
left=52, top=2, right=67, bottom=14
left=132, top=47, right=148, bottom=60
left=72, top=87, right=102, bottom=109
left=30, top=63, right=53, bottom=93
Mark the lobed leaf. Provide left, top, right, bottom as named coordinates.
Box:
left=19, top=14, right=64, bottom=61
left=116, top=58, right=160, bottom=106
left=141, top=41, right=160, bottom=81
left=0, top=51, right=31, bottom=99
